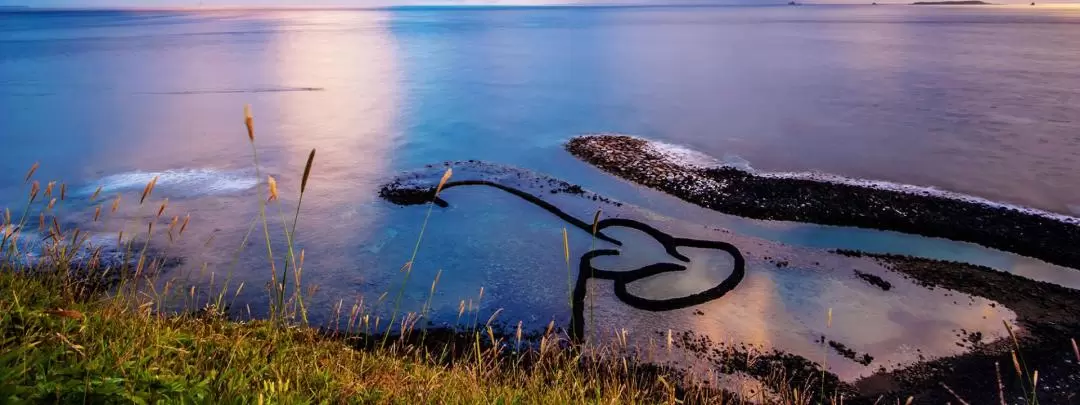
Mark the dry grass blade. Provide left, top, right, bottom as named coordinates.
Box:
left=54, top=333, right=84, bottom=356
left=486, top=308, right=503, bottom=328
left=47, top=198, right=56, bottom=210
left=434, top=167, right=452, bottom=197
left=90, top=185, right=103, bottom=201
left=1011, top=351, right=1023, bottom=377
left=51, top=218, right=61, bottom=241
left=940, top=382, right=970, bottom=405
left=244, top=104, right=255, bottom=142
left=904, top=396, right=913, bottom=405
left=45, top=309, right=84, bottom=320
left=44, top=181, right=55, bottom=198
left=140, top=176, right=159, bottom=205
left=24, top=162, right=39, bottom=183
left=995, top=361, right=1006, bottom=405
left=591, top=209, right=602, bottom=235
left=267, top=176, right=278, bottom=202
left=827, top=308, right=833, bottom=328
left=60, top=183, right=66, bottom=201
left=562, top=228, right=570, bottom=264
left=1032, top=370, right=1039, bottom=391
left=1002, top=321, right=1019, bottom=347
left=1072, top=338, right=1078, bottom=363
left=111, top=194, right=121, bottom=213
left=301, top=149, right=315, bottom=193
left=93, top=206, right=101, bottom=222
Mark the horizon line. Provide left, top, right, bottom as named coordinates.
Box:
left=3, top=1, right=1079, bottom=12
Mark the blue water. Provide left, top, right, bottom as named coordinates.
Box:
left=3, top=5, right=1080, bottom=331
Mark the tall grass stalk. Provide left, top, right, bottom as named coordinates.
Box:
left=821, top=307, right=832, bottom=405
left=243, top=105, right=282, bottom=321
left=270, top=149, right=316, bottom=325
left=563, top=227, right=572, bottom=337
left=589, top=209, right=600, bottom=344
left=1004, top=320, right=1037, bottom=404
left=384, top=167, right=452, bottom=347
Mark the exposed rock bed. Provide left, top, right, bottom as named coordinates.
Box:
left=566, top=134, right=1080, bottom=270
left=839, top=251, right=1080, bottom=403
left=377, top=157, right=1080, bottom=402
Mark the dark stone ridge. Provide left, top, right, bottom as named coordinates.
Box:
left=828, top=340, right=875, bottom=366
left=573, top=218, right=745, bottom=341
left=377, top=163, right=746, bottom=344
left=853, top=269, right=892, bottom=291
left=566, top=134, right=1080, bottom=271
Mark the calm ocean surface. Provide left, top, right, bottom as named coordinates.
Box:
left=2, top=5, right=1080, bottom=335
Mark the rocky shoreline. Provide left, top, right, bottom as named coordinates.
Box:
left=843, top=251, right=1080, bottom=403
left=566, top=134, right=1080, bottom=270
left=378, top=158, right=1079, bottom=402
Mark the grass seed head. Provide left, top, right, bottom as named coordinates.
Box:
left=29, top=181, right=40, bottom=203
left=24, top=162, right=39, bottom=183
left=434, top=167, right=452, bottom=197
left=157, top=198, right=168, bottom=218
left=244, top=104, right=255, bottom=142
left=591, top=209, right=602, bottom=235
left=267, top=176, right=278, bottom=202
left=301, top=149, right=315, bottom=194
left=140, top=176, right=158, bottom=204
left=179, top=214, right=190, bottom=236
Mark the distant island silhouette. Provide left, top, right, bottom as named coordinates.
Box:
left=912, top=1, right=992, bottom=4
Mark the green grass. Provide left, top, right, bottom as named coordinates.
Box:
left=0, top=269, right=714, bottom=404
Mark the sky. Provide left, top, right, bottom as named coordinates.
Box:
left=0, top=0, right=766, bottom=7
left=2, top=0, right=1074, bottom=7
